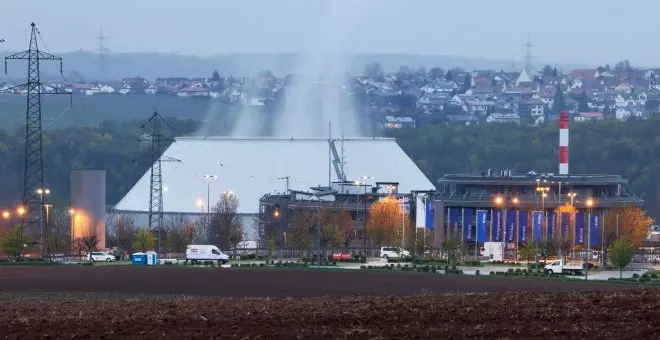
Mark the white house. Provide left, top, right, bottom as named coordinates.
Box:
left=486, top=113, right=520, bottom=124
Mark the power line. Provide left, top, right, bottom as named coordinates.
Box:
left=139, top=110, right=179, bottom=257
left=2, top=23, right=71, bottom=254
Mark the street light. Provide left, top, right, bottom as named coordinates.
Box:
left=568, top=192, right=577, bottom=257
left=36, top=188, right=50, bottom=258
left=585, top=197, right=595, bottom=280
left=493, top=194, right=520, bottom=261
left=196, top=198, right=204, bottom=214
left=69, top=209, right=76, bottom=252
left=310, top=194, right=321, bottom=269
left=202, top=175, right=217, bottom=215
left=17, top=206, right=26, bottom=216
left=2, top=211, right=9, bottom=219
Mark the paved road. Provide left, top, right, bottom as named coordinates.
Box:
left=0, top=265, right=635, bottom=298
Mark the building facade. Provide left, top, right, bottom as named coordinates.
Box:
left=432, top=170, right=643, bottom=257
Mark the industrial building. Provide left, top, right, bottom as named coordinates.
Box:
left=433, top=170, right=644, bottom=255
left=113, top=137, right=435, bottom=238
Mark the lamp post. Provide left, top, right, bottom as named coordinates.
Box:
left=36, top=188, right=50, bottom=258
left=311, top=194, right=321, bottom=269
left=202, top=175, right=217, bottom=215
left=44, top=204, right=52, bottom=260
left=535, top=186, right=550, bottom=240
left=493, top=194, right=519, bottom=261
left=568, top=192, right=577, bottom=259
left=356, top=176, right=373, bottom=255
left=69, top=209, right=76, bottom=254
left=585, top=197, right=594, bottom=280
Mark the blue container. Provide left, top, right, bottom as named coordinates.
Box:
left=131, top=252, right=147, bottom=265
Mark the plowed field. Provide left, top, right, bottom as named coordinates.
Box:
left=1, top=266, right=656, bottom=339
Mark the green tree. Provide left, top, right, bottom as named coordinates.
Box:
left=428, top=67, right=444, bottom=80
left=614, top=60, right=633, bottom=73
left=1, top=225, right=29, bottom=260
left=578, top=91, right=590, bottom=112
left=443, top=234, right=462, bottom=265
left=445, top=70, right=453, bottom=81
left=609, top=239, right=636, bottom=279
left=288, top=210, right=315, bottom=256
left=133, top=227, right=156, bottom=252
left=542, top=65, right=554, bottom=76
left=463, top=73, right=472, bottom=93
left=537, top=240, right=555, bottom=265
left=552, top=85, right=565, bottom=114
left=518, top=239, right=537, bottom=264
left=210, top=70, right=221, bottom=82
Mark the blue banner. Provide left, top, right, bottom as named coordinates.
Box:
left=532, top=211, right=543, bottom=243
left=517, top=210, right=528, bottom=243
left=463, top=208, right=475, bottom=241
left=575, top=212, right=585, bottom=245
left=448, top=208, right=461, bottom=239
left=546, top=212, right=556, bottom=240
left=476, top=210, right=488, bottom=243
left=560, top=213, right=570, bottom=240
left=491, top=209, right=502, bottom=242
left=506, top=209, right=516, bottom=242
left=589, top=213, right=600, bottom=246
left=425, top=198, right=434, bottom=229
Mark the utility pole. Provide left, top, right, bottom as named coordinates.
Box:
left=277, top=176, right=290, bottom=192
left=3, top=23, right=71, bottom=245
left=140, top=110, right=179, bottom=259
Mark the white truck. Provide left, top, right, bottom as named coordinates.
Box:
left=185, top=245, right=230, bottom=265
left=544, top=259, right=583, bottom=275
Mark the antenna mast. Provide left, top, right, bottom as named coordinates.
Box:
left=139, top=110, right=178, bottom=257
left=3, top=23, right=71, bottom=252
left=97, top=25, right=109, bottom=80
left=524, top=33, right=534, bottom=71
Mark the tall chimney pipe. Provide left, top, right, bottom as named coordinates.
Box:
left=559, top=110, right=569, bottom=174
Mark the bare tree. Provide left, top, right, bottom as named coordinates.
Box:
left=165, top=214, right=192, bottom=259
left=193, top=214, right=210, bottom=244
left=210, top=195, right=244, bottom=257
left=45, top=208, right=71, bottom=261
left=256, top=211, right=279, bottom=248
left=288, top=209, right=315, bottom=257
left=81, top=226, right=99, bottom=259
left=107, top=213, right=137, bottom=260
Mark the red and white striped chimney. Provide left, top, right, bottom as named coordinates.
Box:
left=559, top=110, right=569, bottom=174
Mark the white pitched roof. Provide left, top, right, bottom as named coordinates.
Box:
left=114, top=137, right=435, bottom=214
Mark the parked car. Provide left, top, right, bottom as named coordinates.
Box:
left=88, top=252, right=116, bottom=262
left=380, top=247, right=411, bottom=259
left=185, top=245, right=230, bottom=264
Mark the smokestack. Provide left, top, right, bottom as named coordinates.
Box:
left=559, top=110, right=569, bottom=174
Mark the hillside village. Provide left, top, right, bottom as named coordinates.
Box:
left=1, top=62, right=657, bottom=128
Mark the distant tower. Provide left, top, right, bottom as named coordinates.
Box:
left=559, top=110, right=569, bottom=175
left=97, top=26, right=109, bottom=80
left=524, top=33, right=534, bottom=71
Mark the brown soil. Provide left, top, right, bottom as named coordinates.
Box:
left=0, top=266, right=635, bottom=297
left=1, top=266, right=656, bottom=339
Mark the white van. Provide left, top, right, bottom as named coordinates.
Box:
left=185, top=245, right=230, bottom=265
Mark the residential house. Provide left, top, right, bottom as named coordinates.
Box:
left=616, top=107, right=643, bottom=121
left=614, top=82, right=634, bottom=93
left=615, top=92, right=647, bottom=108
left=382, top=116, right=415, bottom=129
left=69, top=83, right=97, bottom=95
left=464, top=87, right=495, bottom=100
left=486, top=113, right=520, bottom=124
left=465, top=100, right=496, bottom=116
left=416, top=94, right=447, bottom=113
left=514, top=68, right=533, bottom=87
left=574, top=112, right=604, bottom=122
left=420, top=80, right=457, bottom=94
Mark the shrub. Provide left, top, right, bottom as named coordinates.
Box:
left=475, top=270, right=480, bottom=276
left=259, top=263, right=265, bottom=268
left=641, top=273, right=649, bottom=279
left=651, top=273, right=658, bottom=279
left=489, top=271, right=495, bottom=275
left=508, top=268, right=514, bottom=273
left=633, top=273, right=640, bottom=279
left=360, top=265, right=366, bottom=270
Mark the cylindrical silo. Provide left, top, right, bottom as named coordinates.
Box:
left=70, top=170, right=106, bottom=252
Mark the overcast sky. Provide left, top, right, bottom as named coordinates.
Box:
left=1, top=0, right=658, bottom=66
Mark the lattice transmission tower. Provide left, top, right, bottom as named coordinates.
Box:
left=3, top=23, right=70, bottom=241
left=139, top=111, right=179, bottom=256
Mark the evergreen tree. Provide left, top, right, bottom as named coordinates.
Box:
left=428, top=67, right=444, bottom=80
left=445, top=70, right=453, bottom=81
left=211, top=70, right=221, bottom=82
left=463, top=73, right=472, bottom=92
left=552, top=67, right=558, bottom=77
left=578, top=91, right=590, bottom=112
left=542, top=65, right=554, bottom=76
left=552, top=85, right=566, bottom=114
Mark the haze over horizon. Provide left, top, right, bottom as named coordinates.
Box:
left=2, top=0, right=659, bottom=67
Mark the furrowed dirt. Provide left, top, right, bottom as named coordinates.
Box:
left=0, top=265, right=636, bottom=297
left=1, top=266, right=656, bottom=339
left=1, top=290, right=658, bottom=339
